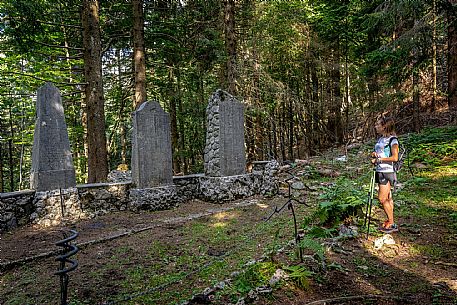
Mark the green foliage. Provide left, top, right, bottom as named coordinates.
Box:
left=299, top=237, right=325, bottom=263
left=406, top=126, right=457, bottom=166
left=449, top=212, right=457, bottom=231
left=282, top=265, right=313, bottom=289
left=305, top=226, right=337, bottom=238
left=231, top=262, right=277, bottom=295
left=304, top=177, right=365, bottom=228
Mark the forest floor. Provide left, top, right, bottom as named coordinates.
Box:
left=1, top=128, right=456, bottom=305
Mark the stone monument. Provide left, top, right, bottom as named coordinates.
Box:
left=204, top=90, right=246, bottom=177
left=30, top=83, right=76, bottom=191
left=131, top=101, right=173, bottom=188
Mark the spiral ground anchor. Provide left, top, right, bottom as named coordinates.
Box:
left=55, top=229, right=79, bottom=305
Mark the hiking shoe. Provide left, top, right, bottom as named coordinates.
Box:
left=378, top=223, right=399, bottom=233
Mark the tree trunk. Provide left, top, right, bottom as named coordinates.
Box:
left=120, top=123, right=127, bottom=164
left=255, top=115, right=264, bottom=160
left=311, top=59, right=319, bottom=155
left=177, top=67, right=188, bottom=174
left=8, top=105, right=14, bottom=191
left=133, top=0, right=147, bottom=109
left=329, top=45, right=343, bottom=144
left=169, top=68, right=180, bottom=174
left=82, top=0, right=108, bottom=183
left=245, top=114, right=254, bottom=162
left=116, top=48, right=127, bottom=165
left=8, top=140, right=13, bottom=192
left=224, top=0, right=237, bottom=95
left=448, top=0, right=457, bottom=112
left=0, top=118, right=3, bottom=192
left=18, top=99, right=25, bottom=190
left=280, top=106, right=286, bottom=161
left=413, top=69, right=421, bottom=132
left=288, top=97, right=294, bottom=161
left=0, top=142, right=3, bottom=193
left=272, top=117, right=277, bottom=160
left=432, top=0, right=437, bottom=110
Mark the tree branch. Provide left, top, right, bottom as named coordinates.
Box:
left=305, top=294, right=406, bottom=305
left=37, top=20, right=83, bottom=29
left=35, top=40, right=83, bottom=51
left=1, top=71, right=87, bottom=87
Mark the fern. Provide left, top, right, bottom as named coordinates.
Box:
left=304, top=178, right=365, bottom=228
left=299, top=237, right=325, bottom=263
left=282, top=265, right=313, bottom=289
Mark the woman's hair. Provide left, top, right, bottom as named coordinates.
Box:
left=378, top=116, right=396, bottom=136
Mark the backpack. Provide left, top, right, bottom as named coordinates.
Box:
left=388, top=136, right=406, bottom=173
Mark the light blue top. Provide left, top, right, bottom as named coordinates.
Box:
left=374, top=136, right=399, bottom=173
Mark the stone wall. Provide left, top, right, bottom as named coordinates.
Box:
left=0, top=190, right=35, bottom=232
left=78, top=182, right=131, bottom=216
left=0, top=161, right=278, bottom=233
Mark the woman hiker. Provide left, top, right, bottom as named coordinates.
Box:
left=371, top=116, right=400, bottom=233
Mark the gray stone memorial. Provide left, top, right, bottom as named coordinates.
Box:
left=204, top=89, right=246, bottom=177
left=30, top=83, right=76, bottom=191
left=131, top=101, right=173, bottom=188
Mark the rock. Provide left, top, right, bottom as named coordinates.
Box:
left=338, top=224, right=358, bottom=238
left=269, top=269, right=289, bottom=286
left=373, top=234, right=396, bottom=250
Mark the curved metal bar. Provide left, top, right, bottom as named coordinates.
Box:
left=55, top=229, right=79, bottom=305
left=55, top=244, right=79, bottom=261
left=55, top=259, right=79, bottom=275
left=55, top=230, right=79, bottom=246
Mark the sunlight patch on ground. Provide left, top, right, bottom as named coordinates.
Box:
left=213, top=211, right=239, bottom=221
left=368, top=236, right=457, bottom=295
left=422, top=166, right=457, bottom=179
left=211, top=222, right=227, bottom=228
left=256, top=203, right=269, bottom=209
left=447, top=279, right=457, bottom=291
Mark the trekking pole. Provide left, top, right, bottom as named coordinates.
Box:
left=364, top=169, right=376, bottom=239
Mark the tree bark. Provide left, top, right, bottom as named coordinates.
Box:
left=224, top=0, right=237, bottom=95
left=133, top=0, right=147, bottom=109
left=288, top=97, right=294, bottom=161
left=413, top=69, right=421, bottom=132
left=0, top=142, right=3, bottom=193
left=245, top=114, right=255, bottom=162
left=311, top=58, right=319, bottom=155
left=177, top=67, right=188, bottom=174
left=8, top=105, right=14, bottom=191
left=0, top=117, right=3, bottom=192
left=169, top=68, right=180, bottom=174
left=331, top=46, right=343, bottom=144
left=8, top=138, right=13, bottom=192
left=432, top=0, right=437, bottom=110
left=82, top=0, right=108, bottom=183
left=448, top=0, right=457, bottom=112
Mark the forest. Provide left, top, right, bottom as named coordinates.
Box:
left=1, top=0, right=456, bottom=192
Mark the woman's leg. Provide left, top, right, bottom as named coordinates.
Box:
left=378, top=182, right=394, bottom=226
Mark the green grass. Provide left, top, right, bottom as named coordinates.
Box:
left=409, top=244, right=445, bottom=260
